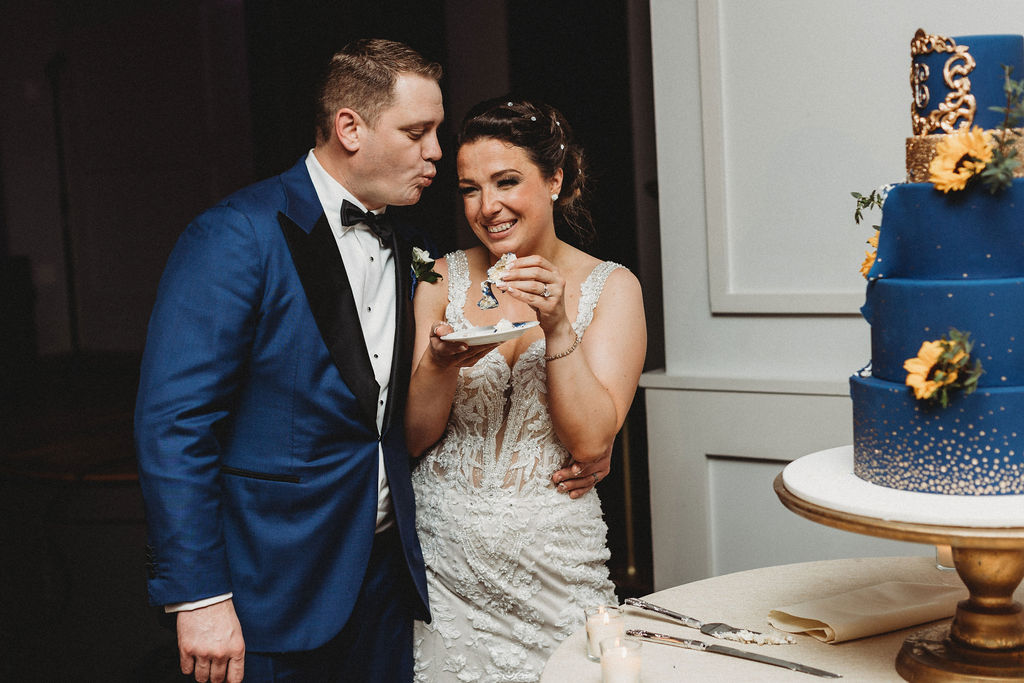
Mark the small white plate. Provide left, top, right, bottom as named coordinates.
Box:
left=441, top=321, right=539, bottom=346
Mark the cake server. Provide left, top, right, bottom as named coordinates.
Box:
left=626, top=629, right=841, bottom=678
left=623, top=597, right=794, bottom=644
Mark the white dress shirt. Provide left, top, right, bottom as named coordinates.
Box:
left=305, top=149, right=396, bottom=534
left=166, top=151, right=397, bottom=613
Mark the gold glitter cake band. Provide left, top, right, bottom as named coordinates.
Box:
left=905, top=130, right=1024, bottom=182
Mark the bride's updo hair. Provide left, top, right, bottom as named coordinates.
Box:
left=458, top=97, right=595, bottom=245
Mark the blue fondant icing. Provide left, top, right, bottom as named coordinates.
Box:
left=868, top=180, right=1024, bottom=280
left=863, top=277, right=1024, bottom=385
left=853, top=33, right=1024, bottom=496
left=851, top=375, right=1024, bottom=495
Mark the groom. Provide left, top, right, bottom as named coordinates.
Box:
left=135, top=39, right=443, bottom=682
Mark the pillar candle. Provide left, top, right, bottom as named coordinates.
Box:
left=585, top=605, right=625, bottom=661
left=600, top=637, right=642, bottom=683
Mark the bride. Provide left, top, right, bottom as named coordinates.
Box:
left=405, top=97, right=647, bottom=682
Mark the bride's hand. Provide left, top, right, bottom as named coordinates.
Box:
left=551, top=448, right=612, bottom=499
left=497, top=255, right=569, bottom=332
left=424, top=321, right=498, bottom=370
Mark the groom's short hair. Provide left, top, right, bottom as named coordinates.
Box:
left=315, top=38, right=443, bottom=144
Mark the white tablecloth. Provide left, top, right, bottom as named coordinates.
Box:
left=541, top=556, right=993, bottom=682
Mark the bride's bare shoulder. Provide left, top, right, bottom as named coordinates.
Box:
left=562, top=248, right=604, bottom=283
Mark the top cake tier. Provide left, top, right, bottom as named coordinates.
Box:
left=907, top=32, right=1024, bottom=180
left=911, top=32, right=1024, bottom=135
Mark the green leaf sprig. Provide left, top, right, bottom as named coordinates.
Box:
left=932, top=328, right=984, bottom=408
left=979, top=65, right=1024, bottom=193
left=851, top=189, right=886, bottom=229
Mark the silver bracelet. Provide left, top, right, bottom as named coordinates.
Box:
left=544, top=332, right=581, bottom=361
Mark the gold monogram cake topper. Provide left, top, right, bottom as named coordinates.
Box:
left=910, top=28, right=977, bottom=136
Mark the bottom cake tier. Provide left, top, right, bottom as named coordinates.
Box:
left=851, top=374, right=1024, bottom=494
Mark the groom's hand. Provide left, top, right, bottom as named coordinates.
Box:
left=552, top=447, right=612, bottom=498
left=177, top=598, right=245, bottom=683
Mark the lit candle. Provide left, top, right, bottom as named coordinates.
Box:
left=600, top=636, right=642, bottom=683
left=585, top=605, right=625, bottom=661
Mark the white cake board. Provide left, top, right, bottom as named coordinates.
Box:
left=783, top=446, right=1024, bottom=527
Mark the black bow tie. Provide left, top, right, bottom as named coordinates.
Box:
left=341, top=199, right=392, bottom=245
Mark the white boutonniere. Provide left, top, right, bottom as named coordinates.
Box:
left=411, top=247, right=442, bottom=284
left=410, top=247, right=442, bottom=299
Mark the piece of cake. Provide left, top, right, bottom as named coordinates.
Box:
left=494, top=318, right=516, bottom=333
left=487, top=252, right=516, bottom=285
left=850, top=30, right=1024, bottom=495
left=477, top=253, right=516, bottom=310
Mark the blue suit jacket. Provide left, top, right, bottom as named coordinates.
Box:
left=135, top=157, right=430, bottom=652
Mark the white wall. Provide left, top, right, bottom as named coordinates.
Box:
left=644, top=0, right=1024, bottom=589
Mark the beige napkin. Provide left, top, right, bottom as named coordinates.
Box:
left=767, top=581, right=967, bottom=643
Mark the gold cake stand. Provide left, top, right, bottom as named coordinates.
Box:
left=774, top=474, right=1024, bottom=681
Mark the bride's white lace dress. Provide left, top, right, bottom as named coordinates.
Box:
left=412, top=250, right=620, bottom=682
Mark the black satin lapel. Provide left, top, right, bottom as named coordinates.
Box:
left=279, top=212, right=380, bottom=425
left=383, top=231, right=415, bottom=434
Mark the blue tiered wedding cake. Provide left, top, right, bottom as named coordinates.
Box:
left=851, top=30, right=1024, bottom=495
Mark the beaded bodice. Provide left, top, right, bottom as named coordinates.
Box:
left=423, top=250, right=621, bottom=494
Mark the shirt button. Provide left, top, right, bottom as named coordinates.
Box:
left=373, top=353, right=379, bottom=359
left=367, top=306, right=372, bottom=312
left=379, top=400, right=384, bottom=405
left=370, top=256, right=375, bottom=262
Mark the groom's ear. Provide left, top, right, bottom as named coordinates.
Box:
left=335, top=108, right=362, bottom=152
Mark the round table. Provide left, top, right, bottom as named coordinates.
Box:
left=541, top=556, right=992, bottom=682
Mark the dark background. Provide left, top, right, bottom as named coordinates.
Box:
left=0, top=1, right=661, bottom=679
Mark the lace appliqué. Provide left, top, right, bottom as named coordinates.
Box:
left=412, top=251, right=622, bottom=682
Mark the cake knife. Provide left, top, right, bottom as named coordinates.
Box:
left=626, top=629, right=841, bottom=678
left=624, top=597, right=794, bottom=644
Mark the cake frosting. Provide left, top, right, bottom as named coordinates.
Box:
left=487, top=252, right=517, bottom=286
left=851, top=30, right=1024, bottom=495
left=494, top=318, right=515, bottom=333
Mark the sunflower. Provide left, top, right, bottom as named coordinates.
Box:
left=903, top=329, right=983, bottom=406
left=904, top=341, right=950, bottom=400
left=860, top=251, right=875, bottom=278
left=860, top=230, right=880, bottom=278
left=928, top=126, right=994, bottom=193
